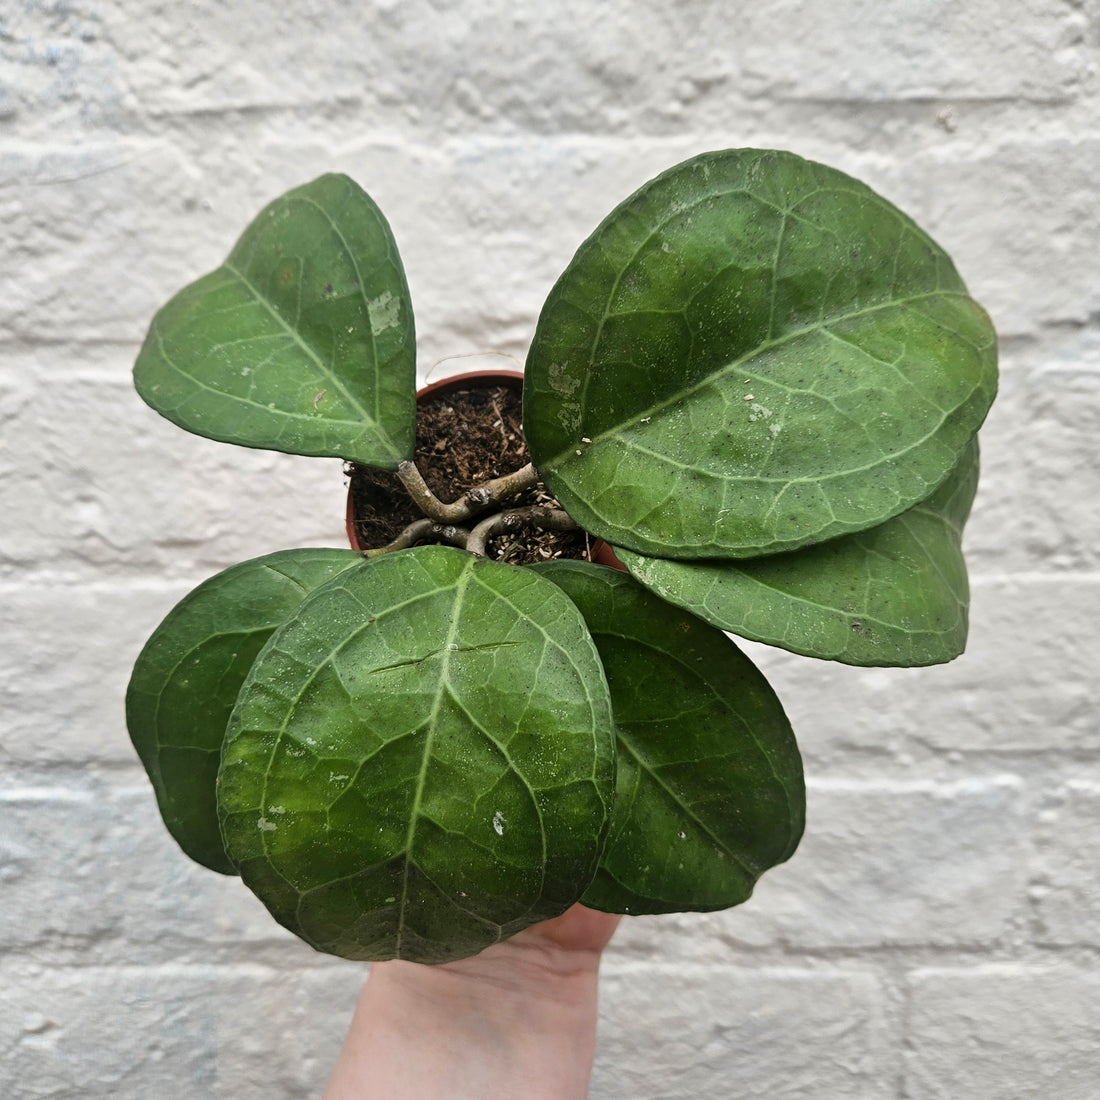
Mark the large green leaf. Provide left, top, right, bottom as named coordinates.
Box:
left=617, top=439, right=980, bottom=667
left=524, top=148, right=997, bottom=558
left=134, top=174, right=416, bottom=467
left=217, top=546, right=616, bottom=963
left=126, top=548, right=363, bottom=873
left=532, top=561, right=804, bottom=915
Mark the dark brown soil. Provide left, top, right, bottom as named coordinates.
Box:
left=347, top=384, right=591, bottom=565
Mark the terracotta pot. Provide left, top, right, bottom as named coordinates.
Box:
left=344, top=370, right=622, bottom=570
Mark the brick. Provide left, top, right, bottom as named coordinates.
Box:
left=0, top=141, right=224, bottom=344
left=0, top=581, right=213, bottom=763
left=594, top=965, right=890, bottom=1098
left=1033, top=782, right=1100, bottom=945
left=966, top=333, right=1100, bottom=574
left=611, top=777, right=1028, bottom=956
left=915, top=138, right=1100, bottom=335
left=741, top=576, right=1100, bottom=760
left=0, top=960, right=361, bottom=1099
left=905, top=966, right=1100, bottom=1098
left=0, top=361, right=347, bottom=575
left=735, top=0, right=1086, bottom=102
left=0, top=776, right=322, bottom=963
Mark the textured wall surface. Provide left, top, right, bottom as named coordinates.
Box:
left=2, top=1, right=1099, bottom=1096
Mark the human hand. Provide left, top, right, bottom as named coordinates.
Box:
left=323, top=905, right=621, bottom=1099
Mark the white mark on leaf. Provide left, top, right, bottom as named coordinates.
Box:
left=547, top=362, right=582, bottom=434
left=492, top=811, right=506, bottom=836
left=367, top=290, right=401, bottom=335
left=547, top=361, right=580, bottom=396
left=258, top=817, right=277, bottom=832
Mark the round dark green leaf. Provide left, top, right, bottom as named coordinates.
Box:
left=617, top=439, right=980, bottom=667
left=532, top=560, right=804, bottom=916
left=126, top=548, right=363, bottom=873
left=524, top=148, right=997, bottom=558
left=217, top=545, right=616, bottom=963
left=134, top=174, right=416, bottom=467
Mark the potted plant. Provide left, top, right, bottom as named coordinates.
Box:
left=126, top=149, right=997, bottom=964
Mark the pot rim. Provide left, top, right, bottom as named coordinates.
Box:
left=415, top=369, right=524, bottom=402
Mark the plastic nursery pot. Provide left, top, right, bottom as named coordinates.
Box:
left=344, top=369, right=622, bottom=569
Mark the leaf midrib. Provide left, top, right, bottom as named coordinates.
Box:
left=288, top=190, right=389, bottom=432
left=543, top=289, right=977, bottom=471
left=223, top=259, right=383, bottom=437
left=393, top=558, right=473, bottom=956
left=613, top=730, right=760, bottom=880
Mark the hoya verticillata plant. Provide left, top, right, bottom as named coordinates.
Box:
left=127, top=150, right=997, bottom=963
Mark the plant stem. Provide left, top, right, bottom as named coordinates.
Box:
left=466, top=507, right=579, bottom=558
left=361, top=518, right=471, bottom=557
left=397, top=460, right=541, bottom=524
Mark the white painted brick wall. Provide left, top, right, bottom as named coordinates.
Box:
left=3, top=1, right=1097, bottom=1096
